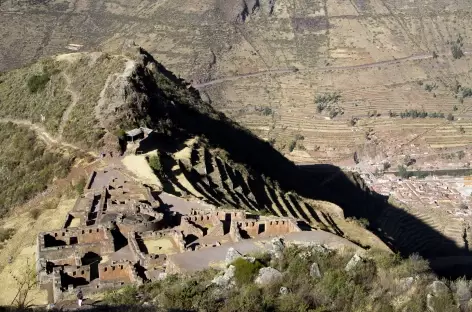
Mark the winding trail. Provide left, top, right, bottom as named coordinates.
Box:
left=192, top=51, right=472, bottom=89
left=0, top=118, right=96, bottom=156
left=58, top=72, right=79, bottom=138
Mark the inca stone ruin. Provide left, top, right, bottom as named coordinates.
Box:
left=36, top=168, right=311, bottom=301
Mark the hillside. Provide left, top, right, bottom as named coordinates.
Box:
left=0, top=46, right=469, bottom=264
left=1, top=0, right=472, bottom=167
left=1, top=245, right=469, bottom=312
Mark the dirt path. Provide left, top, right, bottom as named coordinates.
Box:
left=192, top=51, right=472, bottom=89
left=57, top=73, right=79, bottom=139
left=0, top=118, right=96, bottom=156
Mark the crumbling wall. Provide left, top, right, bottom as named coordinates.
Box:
left=229, top=221, right=243, bottom=242
left=237, top=218, right=301, bottom=238
left=206, top=221, right=224, bottom=237
left=99, top=262, right=134, bottom=283
left=62, top=265, right=91, bottom=283
left=180, top=218, right=204, bottom=237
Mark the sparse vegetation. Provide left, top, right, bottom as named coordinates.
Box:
left=75, top=176, right=87, bottom=195
left=315, top=92, right=343, bottom=118
left=0, top=228, right=15, bottom=243
left=256, top=106, right=273, bottom=116
left=287, top=140, right=296, bottom=152
left=62, top=54, right=127, bottom=148
left=398, top=165, right=411, bottom=178
left=0, top=60, right=69, bottom=132
left=399, top=109, right=444, bottom=119
left=148, top=152, right=164, bottom=175
left=29, top=208, right=41, bottom=220
left=232, top=257, right=265, bottom=286
left=97, top=246, right=456, bottom=312
left=451, top=34, right=465, bottom=59
left=0, top=123, right=72, bottom=215
left=27, top=72, right=52, bottom=93
left=424, top=83, right=437, bottom=92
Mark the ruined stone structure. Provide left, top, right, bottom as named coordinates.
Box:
left=36, top=169, right=303, bottom=302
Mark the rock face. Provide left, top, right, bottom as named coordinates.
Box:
left=212, top=265, right=236, bottom=288
left=216, top=0, right=275, bottom=22
left=270, top=237, right=285, bottom=259
left=310, top=262, right=322, bottom=279
left=225, top=247, right=243, bottom=265
left=345, top=254, right=363, bottom=271
left=255, top=267, right=283, bottom=285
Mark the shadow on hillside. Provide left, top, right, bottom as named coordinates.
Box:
left=126, top=48, right=471, bottom=275
left=298, top=164, right=468, bottom=260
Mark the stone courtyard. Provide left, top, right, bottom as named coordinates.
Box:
left=36, top=168, right=306, bottom=302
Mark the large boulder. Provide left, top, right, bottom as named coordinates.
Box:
left=345, top=254, right=363, bottom=272
left=212, top=265, right=236, bottom=289
left=269, top=237, right=285, bottom=259
left=225, top=247, right=243, bottom=265
left=310, top=262, right=322, bottom=279
left=255, top=267, right=283, bottom=285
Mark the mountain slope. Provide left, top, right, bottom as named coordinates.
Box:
left=0, top=46, right=468, bottom=261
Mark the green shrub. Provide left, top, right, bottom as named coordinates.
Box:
left=30, top=208, right=41, bottom=220
left=452, top=43, right=464, bottom=59
left=0, top=123, right=72, bottom=215
left=288, top=140, right=297, bottom=152
left=222, top=284, right=269, bottom=312
left=75, top=177, right=87, bottom=195
left=398, top=165, right=411, bottom=179
left=42, top=198, right=60, bottom=210
left=103, top=285, right=139, bottom=305
left=393, top=254, right=430, bottom=277
left=232, top=258, right=265, bottom=285
left=148, top=153, right=163, bottom=174
left=0, top=228, right=15, bottom=242
left=27, top=72, right=51, bottom=93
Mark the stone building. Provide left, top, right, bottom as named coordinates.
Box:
left=36, top=169, right=303, bottom=302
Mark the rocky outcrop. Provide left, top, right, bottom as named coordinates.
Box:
left=310, top=262, right=322, bottom=279
left=345, top=254, right=364, bottom=272
left=212, top=265, right=236, bottom=288
left=255, top=267, right=283, bottom=285
left=216, top=0, right=275, bottom=23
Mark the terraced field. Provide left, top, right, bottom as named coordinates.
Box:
left=2, top=0, right=472, bottom=166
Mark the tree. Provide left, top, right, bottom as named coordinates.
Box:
left=447, top=113, right=454, bottom=121
left=10, top=259, right=37, bottom=308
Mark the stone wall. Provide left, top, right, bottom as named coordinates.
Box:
left=39, top=226, right=113, bottom=249
left=237, top=218, right=301, bottom=238
left=98, top=261, right=137, bottom=284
